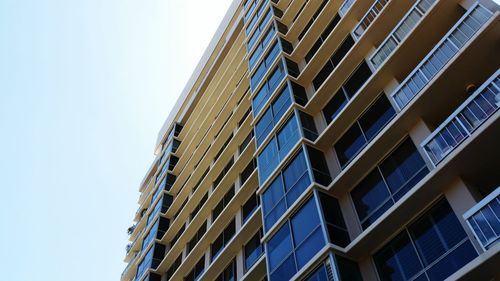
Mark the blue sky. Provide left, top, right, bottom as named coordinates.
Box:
left=0, top=0, right=232, bottom=280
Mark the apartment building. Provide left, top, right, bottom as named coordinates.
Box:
left=121, top=0, right=500, bottom=280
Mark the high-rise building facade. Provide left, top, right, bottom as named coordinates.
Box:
left=121, top=0, right=500, bottom=280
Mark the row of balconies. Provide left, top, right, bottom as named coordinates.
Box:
left=245, top=0, right=499, bottom=280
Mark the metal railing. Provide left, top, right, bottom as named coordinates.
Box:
left=370, top=0, right=436, bottom=69
left=421, top=69, right=500, bottom=166
left=392, top=3, right=493, bottom=110
left=353, top=0, right=389, bottom=38
left=464, top=186, right=500, bottom=251
left=339, top=0, right=355, bottom=16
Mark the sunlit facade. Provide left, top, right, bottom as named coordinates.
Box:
left=122, top=0, right=500, bottom=280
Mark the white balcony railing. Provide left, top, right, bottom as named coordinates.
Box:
left=421, top=69, right=500, bottom=166
left=352, top=0, right=389, bottom=39
left=339, top=0, right=355, bottom=16
left=392, top=3, right=493, bottom=110
left=370, top=0, right=436, bottom=69
left=464, top=186, right=500, bottom=251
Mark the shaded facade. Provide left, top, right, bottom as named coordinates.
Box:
left=122, top=0, right=500, bottom=280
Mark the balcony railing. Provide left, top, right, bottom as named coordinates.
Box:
left=421, top=69, right=500, bottom=166
left=339, top=0, right=355, bottom=16
left=121, top=252, right=139, bottom=279
left=352, top=0, right=389, bottom=39
left=370, top=0, right=436, bottom=69
left=464, top=186, right=500, bottom=251
left=392, top=3, right=493, bottom=110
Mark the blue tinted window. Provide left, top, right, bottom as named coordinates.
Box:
left=262, top=149, right=311, bottom=231
left=335, top=124, right=366, bottom=167
left=267, top=196, right=326, bottom=281
left=258, top=138, right=279, bottom=183
left=351, top=138, right=428, bottom=229
left=250, top=41, right=281, bottom=90
left=335, top=94, right=396, bottom=167
left=252, top=62, right=286, bottom=116
left=277, top=116, right=300, bottom=157
left=272, top=83, right=291, bottom=120
left=267, top=225, right=293, bottom=269
left=374, top=199, right=477, bottom=281
left=359, top=95, right=396, bottom=140
left=247, top=8, right=273, bottom=51
left=271, top=255, right=296, bottom=281
left=323, top=88, right=348, bottom=124
left=244, top=230, right=264, bottom=271
left=283, top=150, right=310, bottom=206
left=268, top=62, right=285, bottom=91
left=257, top=114, right=300, bottom=185
left=262, top=177, right=285, bottom=216
left=295, top=227, right=324, bottom=268
left=255, top=85, right=292, bottom=148
left=255, top=108, right=273, bottom=146
left=379, top=138, right=428, bottom=200
left=291, top=197, right=321, bottom=245
left=375, top=232, right=423, bottom=281
left=253, top=86, right=268, bottom=117
left=351, top=170, right=392, bottom=227
left=305, top=264, right=329, bottom=281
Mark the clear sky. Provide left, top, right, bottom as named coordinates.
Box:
left=0, top=0, right=233, bottom=280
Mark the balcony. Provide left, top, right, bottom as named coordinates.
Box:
left=135, top=243, right=166, bottom=281
left=122, top=252, right=139, bottom=281
left=392, top=3, right=493, bottom=110
left=339, top=0, right=355, bottom=16
left=352, top=0, right=390, bottom=39
left=464, top=186, right=500, bottom=251
left=146, top=194, right=173, bottom=228
left=421, top=69, right=500, bottom=166
left=369, top=0, right=436, bottom=69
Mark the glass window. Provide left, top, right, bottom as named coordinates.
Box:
left=305, top=263, right=329, bottom=281
left=267, top=224, right=293, bottom=269
left=255, top=85, right=292, bottom=147
left=335, top=94, right=396, bottom=167
left=244, top=230, right=264, bottom=271
left=351, top=138, right=429, bottom=229
left=379, top=138, right=428, bottom=200
left=185, top=256, right=205, bottom=281
left=262, top=149, right=312, bottom=231
left=242, top=193, right=259, bottom=223
left=252, top=62, right=286, bottom=116
left=258, top=114, right=302, bottom=185
left=322, top=88, right=349, bottom=124
left=239, top=131, right=254, bottom=154
left=343, top=61, right=372, bottom=98
left=335, top=124, right=366, bottom=167
left=291, top=197, right=321, bottom=245
left=313, top=35, right=354, bottom=90
left=240, top=158, right=257, bottom=185
left=267, top=197, right=326, bottom=281
left=277, top=115, right=300, bottom=157
left=211, top=219, right=236, bottom=261
left=216, top=259, right=237, bottom=281
left=319, top=192, right=350, bottom=247
left=359, top=94, right=396, bottom=140
left=251, top=41, right=281, bottom=90
left=188, top=221, right=207, bottom=254
left=305, top=14, right=341, bottom=63
left=374, top=199, right=477, bottom=281
left=212, top=186, right=235, bottom=222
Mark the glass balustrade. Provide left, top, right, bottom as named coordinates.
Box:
left=422, top=70, right=499, bottom=166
